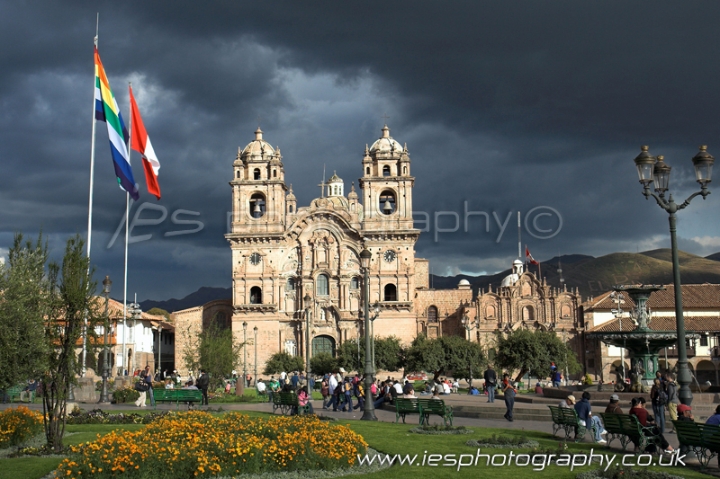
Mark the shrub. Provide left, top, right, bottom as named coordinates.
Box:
left=66, top=409, right=173, bottom=425
left=583, top=374, right=594, bottom=386
left=112, top=387, right=139, bottom=404
left=0, top=406, right=43, bottom=448
left=57, top=411, right=367, bottom=478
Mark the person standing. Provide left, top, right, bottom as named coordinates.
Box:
left=196, top=369, right=210, bottom=406
left=650, top=378, right=667, bottom=433
left=328, top=372, right=339, bottom=411
left=483, top=365, right=497, bottom=403
left=503, top=376, right=516, bottom=422
left=665, top=373, right=679, bottom=430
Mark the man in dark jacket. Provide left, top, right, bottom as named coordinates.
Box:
left=196, top=369, right=210, bottom=405
left=483, top=365, right=497, bottom=403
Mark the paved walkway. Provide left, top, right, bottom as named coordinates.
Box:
left=6, top=395, right=719, bottom=471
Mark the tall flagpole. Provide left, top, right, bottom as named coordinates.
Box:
left=83, top=14, right=100, bottom=376
left=123, top=81, right=134, bottom=376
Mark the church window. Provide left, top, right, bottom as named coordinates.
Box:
left=366, top=166, right=370, bottom=175
left=350, top=277, right=359, bottom=289
left=316, top=274, right=329, bottom=296
left=288, top=205, right=294, bottom=213
left=236, top=171, right=240, bottom=179
left=384, top=283, right=397, bottom=302
left=522, top=306, right=534, bottom=322
left=312, top=335, right=335, bottom=356
left=286, top=277, right=295, bottom=291
left=379, top=190, right=396, bottom=215
left=383, top=165, right=391, bottom=177
left=485, top=305, right=496, bottom=319
left=250, top=286, right=262, bottom=304
left=253, top=168, right=261, bottom=180
left=427, top=306, right=438, bottom=323
left=561, top=304, right=571, bottom=318
left=403, top=166, right=407, bottom=175
left=250, top=193, right=266, bottom=218
left=273, top=169, right=277, bottom=178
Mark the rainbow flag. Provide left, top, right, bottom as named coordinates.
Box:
left=94, top=47, right=139, bottom=200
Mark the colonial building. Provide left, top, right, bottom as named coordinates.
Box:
left=584, top=284, right=720, bottom=385
left=172, top=126, right=583, bottom=376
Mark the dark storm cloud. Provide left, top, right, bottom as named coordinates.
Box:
left=2, top=1, right=720, bottom=300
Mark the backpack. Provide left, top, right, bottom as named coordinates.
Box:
left=657, top=387, right=668, bottom=406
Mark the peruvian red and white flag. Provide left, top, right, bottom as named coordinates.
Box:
left=525, top=245, right=539, bottom=265
left=129, top=86, right=161, bottom=200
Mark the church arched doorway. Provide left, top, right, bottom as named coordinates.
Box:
left=312, top=335, right=336, bottom=357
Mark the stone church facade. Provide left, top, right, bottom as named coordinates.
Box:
left=172, top=126, right=583, bottom=377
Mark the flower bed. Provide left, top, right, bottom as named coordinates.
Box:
left=465, top=433, right=539, bottom=449
left=66, top=408, right=172, bottom=425
left=409, top=425, right=473, bottom=435
left=57, top=411, right=367, bottom=478
left=0, top=406, right=43, bottom=448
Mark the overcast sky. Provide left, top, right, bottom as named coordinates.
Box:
left=2, top=1, right=720, bottom=301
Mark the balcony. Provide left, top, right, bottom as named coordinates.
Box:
left=662, top=347, right=697, bottom=358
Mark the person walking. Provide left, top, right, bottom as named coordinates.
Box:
left=135, top=369, right=149, bottom=407
left=503, top=376, right=516, bottom=422
left=196, top=369, right=210, bottom=406
left=483, top=365, right=497, bottom=403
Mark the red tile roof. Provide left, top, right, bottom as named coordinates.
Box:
left=583, top=284, right=720, bottom=311
left=588, top=315, right=720, bottom=333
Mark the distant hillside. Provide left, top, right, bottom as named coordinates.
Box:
left=430, top=250, right=720, bottom=299
left=706, top=252, right=720, bottom=262
left=140, top=286, right=231, bottom=313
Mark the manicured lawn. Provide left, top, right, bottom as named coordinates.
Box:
left=0, top=410, right=713, bottom=479
left=0, top=457, right=62, bottom=479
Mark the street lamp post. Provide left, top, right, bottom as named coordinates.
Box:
left=461, top=312, right=479, bottom=392
left=253, top=326, right=258, bottom=386
left=242, top=321, right=248, bottom=388
left=303, top=293, right=312, bottom=380
left=99, top=275, right=112, bottom=403
left=153, top=324, right=163, bottom=379
left=610, top=291, right=626, bottom=388
left=633, top=145, right=715, bottom=406
left=359, top=249, right=377, bottom=421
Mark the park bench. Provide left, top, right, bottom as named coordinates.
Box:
left=417, top=398, right=453, bottom=426
left=598, top=412, right=662, bottom=452
left=4, top=384, right=33, bottom=403
left=272, top=392, right=310, bottom=416
left=673, top=420, right=720, bottom=468
left=152, top=388, right=203, bottom=409
left=599, top=413, right=631, bottom=449
left=547, top=406, right=597, bottom=442
left=395, top=398, right=422, bottom=424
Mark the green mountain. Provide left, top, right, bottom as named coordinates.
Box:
left=430, top=249, right=720, bottom=299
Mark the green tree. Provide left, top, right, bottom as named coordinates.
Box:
left=405, top=335, right=485, bottom=383
left=42, top=236, right=102, bottom=452
left=183, top=322, right=243, bottom=389
left=336, top=336, right=406, bottom=373
left=147, top=307, right=171, bottom=321
left=0, top=234, right=50, bottom=391
left=263, top=352, right=304, bottom=375
left=494, top=329, right=581, bottom=382
left=309, top=352, right=337, bottom=376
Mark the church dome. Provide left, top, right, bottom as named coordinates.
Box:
left=369, top=125, right=403, bottom=153
left=241, top=128, right=276, bottom=158
left=458, top=279, right=470, bottom=286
